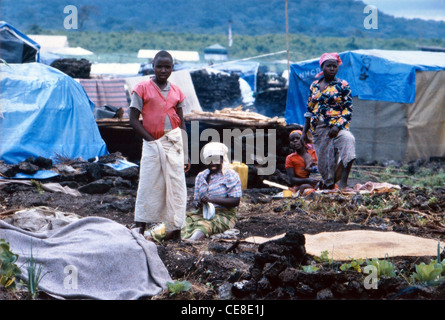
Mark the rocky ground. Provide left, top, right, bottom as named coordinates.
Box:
left=1, top=153, right=445, bottom=300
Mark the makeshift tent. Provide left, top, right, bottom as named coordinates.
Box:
left=78, top=78, right=129, bottom=118
left=27, top=35, right=68, bottom=53
left=285, top=49, right=445, bottom=162
left=90, top=63, right=140, bottom=77
left=137, top=49, right=200, bottom=62
left=49, top=46, right=93, bottom=56
left=0, top=62, right=108, bottom=164
left=204, top=44, right=228, bottom=61
left=0, top=21, right=40, bottom=63
left=211, top=61, right=260, bottom=92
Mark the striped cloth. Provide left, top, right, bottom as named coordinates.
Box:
left=181, top=207, right=237, bottom=239
left=194, top=169, right=242, bottom=207
left=79, top=78, right=129, bottom=117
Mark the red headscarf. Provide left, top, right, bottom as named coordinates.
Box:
left=289, top=130, right=302, bottom=138
left=315, top=52, right=342, bottom=78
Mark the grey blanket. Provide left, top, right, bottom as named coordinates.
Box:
left=0, top=216, right=172, bottom=300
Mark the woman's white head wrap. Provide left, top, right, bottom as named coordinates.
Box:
left=202, top=142, right=230, bottom=174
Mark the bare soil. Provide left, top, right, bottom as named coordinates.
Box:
left=1, top=154, right=445, bottom=300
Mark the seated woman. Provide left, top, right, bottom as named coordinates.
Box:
left=181, top=142, right=242, bottom=241
left=285, top=130, right=320, bottom=193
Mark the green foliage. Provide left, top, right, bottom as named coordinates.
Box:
left=0, top=239, right=22, bottom=289
left=314, top=250, right=333, bottom=264
left=351, top=166, right=445, bottom=191
left=66, top=31, right=445, bottom=64
left=428, top=197, right=438, bottom=206
left=4, top=0, right=445, bottom=39
left=365, top=255, right=397, bottom=279
left=31, top=179, right=44, bottom=195
left=166, top=280, right=192, bottom=296
left=340, top=258, right=364, bottom=273
left=25, top=240, right=48, bottom=299
left=412, top=260, right=444, bottom=285
left=410, top=242, right=444, bottom=285
left=301, top=265, right=320, bottom=273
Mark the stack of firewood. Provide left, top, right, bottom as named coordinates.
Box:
left=50, top=58, right=91, bottom=79
left=190, top=69, right=242, bottom=111
left=184, top=106, right=286, bottom=127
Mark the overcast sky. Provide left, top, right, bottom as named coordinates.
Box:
left=360, top=0, right=445, bottom=21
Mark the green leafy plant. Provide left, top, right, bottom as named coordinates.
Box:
left=30, top=179, right=44, bottom=195
left=411, top=242, right=445, bottom=285
left=314, top=250, right=333, bottom=264
left=412, top=261, right=443, bottom=285
left=428, top=197, right=438, bottom=206
left=340, top=258, right=364, bottom=273
left=166, top=280, right=192, bottom=296
left=301, top=265, right=320, bottom=273
left=365, top=255, right=397, bottom=279
left=0, top=239, right=22, bottom=289
left=25, top=241, right=48, bottom=299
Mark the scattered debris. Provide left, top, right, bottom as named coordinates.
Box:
left=1, top=154, right=444, bottom=300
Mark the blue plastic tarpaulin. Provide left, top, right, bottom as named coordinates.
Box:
left=0, top=62, right=109, bottom=164
left=0, top=21, right=40, bottom=63
left=285, top=50, right=445, bottom=125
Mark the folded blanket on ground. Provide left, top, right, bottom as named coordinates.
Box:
left=0, top=217, right=172, bottom=300
left=242, top=230, right=442, bottom=261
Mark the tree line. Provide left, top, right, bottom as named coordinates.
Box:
left=30, top=27, right=445, bottom=63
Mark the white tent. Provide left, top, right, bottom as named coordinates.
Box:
left=28, top=34, right=68, bottom=52
left=137, top=49, right=200, bottom=62
left=90, top=63, right=140, bottom=77
left=49, top=46, right=93, bottom=56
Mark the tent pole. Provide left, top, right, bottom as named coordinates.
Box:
left=285, top=0, right=290, bottom=74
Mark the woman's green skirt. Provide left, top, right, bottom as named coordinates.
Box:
left=181, top=207, right=237, bottom=239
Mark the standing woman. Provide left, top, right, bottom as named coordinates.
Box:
left=300, top=53, right=356, bottom=189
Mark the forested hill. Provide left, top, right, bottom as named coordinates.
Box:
left=1, top=0, right=444, bottom=39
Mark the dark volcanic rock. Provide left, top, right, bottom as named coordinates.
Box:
left=78, top=179, right=113, bottom=194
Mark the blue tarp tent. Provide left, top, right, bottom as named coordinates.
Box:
left=0, top=21, right=40, bottom=63
left=285, top=50, right=445, bottom=161
left=285, top=49, right=445, bottom=125
left=0, top=62, right=109, bottom=164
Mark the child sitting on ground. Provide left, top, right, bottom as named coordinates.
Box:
left=285, top=130, right=320, bottom=193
